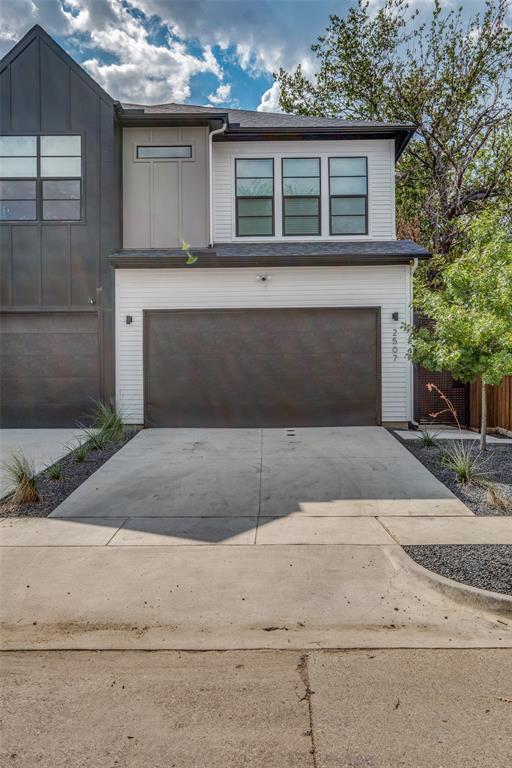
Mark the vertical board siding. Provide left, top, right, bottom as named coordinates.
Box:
left=470, top=377, right=512, bottom=432
left=213, top=139, right=395, bottom=242
left=116, top=265, right=411, bottom=424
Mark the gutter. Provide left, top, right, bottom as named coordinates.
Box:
left=208, top=121, right=227, bottom=246
left=409, top=257, right=420, bottom=427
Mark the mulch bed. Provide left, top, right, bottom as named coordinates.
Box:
left=392, top=432, right=512, bottom=516
left=391, top=430, right=512, bottom=596
left=0, top=432, right=136, bottom=519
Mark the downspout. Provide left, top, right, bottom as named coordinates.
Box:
left=208, top=121, right=227, bottom=247
left=409, top=257, right=419, bottom=427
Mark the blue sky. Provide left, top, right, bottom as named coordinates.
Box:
left=0, top=0, right=495, bottom=112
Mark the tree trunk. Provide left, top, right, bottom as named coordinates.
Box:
left=480, top=380, right=487, bottom=451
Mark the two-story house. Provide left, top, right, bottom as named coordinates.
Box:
left=0, top=26, right=430, bottom=429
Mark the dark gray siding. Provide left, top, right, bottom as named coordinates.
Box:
left=0, top=28, right=121, bottom=425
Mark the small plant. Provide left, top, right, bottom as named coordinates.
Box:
left=439, top=440, right=489, bottom=485
left=181, top=239, right=198, bottom=265
left=46, top=462, right=62, bottom=481
left=417, top=423, right=440, bottom=448
left=1, top=452, right=39, bottom=504
left=81, top=426, right=111, bottom=451
left=90, top=400, right=125, bottom=443
left=71, top=441, right=88, bottom=463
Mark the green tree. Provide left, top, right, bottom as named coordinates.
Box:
left=276, top=0, right=512, bottom=268
left=406, top=210, right=512, bottom=449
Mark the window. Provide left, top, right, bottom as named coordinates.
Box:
left=329, top=157, right=367, bottom=235
left=0, top=135, right=82, bottom=221
left=282, top=158, right=320, bottom=236
left=137, top=145, right=192, bottom=159
left=235, top=158, right=273, bottom=236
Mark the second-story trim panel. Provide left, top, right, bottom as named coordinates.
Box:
left=212, top=139, right=396, bottom=243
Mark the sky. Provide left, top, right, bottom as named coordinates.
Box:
left=0, top=0, right=498, bottom=112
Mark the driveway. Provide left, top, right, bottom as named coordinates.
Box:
left=2, top=427, right=511, bottom=650
left=49, top=427, right=470, bottom=545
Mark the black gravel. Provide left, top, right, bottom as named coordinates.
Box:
left=392, top=433, right=512, bottom=516
left=0, top=432, right=136, bottom=518
left=405, top=545, right=512, bottom=596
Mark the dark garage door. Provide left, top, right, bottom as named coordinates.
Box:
left=0, top=312, right=100, bottom=427
left=144, top=308, right=380, bottom=427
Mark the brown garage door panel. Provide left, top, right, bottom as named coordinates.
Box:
left=145, top=308, right=380, bottom=428
left=0, top=313, right=100, bottom=427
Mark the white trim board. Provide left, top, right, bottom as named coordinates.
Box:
left=115, top=265, right=412, bottom=424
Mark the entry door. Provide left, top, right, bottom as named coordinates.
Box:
left=144, top=307, right=380, bottom=427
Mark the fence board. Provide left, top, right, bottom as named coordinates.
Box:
left=470, top=376, right=512, bottom=432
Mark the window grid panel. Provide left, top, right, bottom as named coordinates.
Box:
left=235, top=158, right=274, bottom=237
left=282, top=157, right=321, bottom=236
left=0, top=135, right=83, bottom=222
left=329, top=156, right=368, bottom=236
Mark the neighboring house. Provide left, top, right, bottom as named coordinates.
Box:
left=0, top=26, right=430, bottom=429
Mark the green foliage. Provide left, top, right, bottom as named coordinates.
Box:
left=407, top=210, right=512, bottom=387
left=276, top=0, right=512, bottom=260
left=417, top=424, right=440, bottom=448
left=46, top=462, right=63, bottom=481
left=1, top=452, right=39, bottom=504
left=81, top=426, right=111, bottom=452
left=440, top=441, right=489, bottom=485
left=90, top=400, right=125, bottom=443
left=181, top=240, right=198, bottom=265
left=71, top=442, right=88, bottom=463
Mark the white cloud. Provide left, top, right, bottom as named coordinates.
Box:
left=257, top=81, right=282, bottom=112
left=208, top=82, right=232, bottom=104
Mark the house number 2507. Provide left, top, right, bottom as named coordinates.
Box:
left=392, top=328, right=398, bottom=361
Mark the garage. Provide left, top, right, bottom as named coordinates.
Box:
left=143, top=307, right=380, bottom=427
left=0, top=312, right=100, bottom=427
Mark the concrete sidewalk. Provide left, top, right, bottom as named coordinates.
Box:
left=1, top=543, right=510, bottom=650
left=2, top=649, right=511, bottom=767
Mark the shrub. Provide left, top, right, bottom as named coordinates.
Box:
left=46, top=462, right=62, bottom=481
left=71, top=442, right=88, bottom=463
left=1, top=452, right=39, bottom=504
left=81, top=426, right=111, bottom=451
left=90, top=400, right=125, bottom=443
left=440, top=441, right=489, bottom=485
left=417, top=423, right=440, bottom=448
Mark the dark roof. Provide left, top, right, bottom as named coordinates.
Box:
left=109, top=240, right=430, bottom=269
left=121, top=102, right=411, bottom=131
left=119, top=102, right=416, bottom=159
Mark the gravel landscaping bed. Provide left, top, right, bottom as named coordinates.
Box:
left=405, top=545, right=512, bottom=596
left=392, top=432, right=512, bottom=516
left=0, top=432, right=136, bottom=518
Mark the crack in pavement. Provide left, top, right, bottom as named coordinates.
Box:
left=297, top=652, right=317, bottom=767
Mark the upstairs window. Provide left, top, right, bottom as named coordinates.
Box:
left=329, top=157, right=367, bottom=235
left=0, top=135, right=82, bottom=221
left=137, top=145, right=192, bottom=159
left=282, top=158, right=321, bottom=236
left=235, top=158, right=274, bottom=236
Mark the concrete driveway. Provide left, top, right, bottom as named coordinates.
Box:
left=2, top=427, right=511, bottom=651
left=49, top=427, right=470, bottom=545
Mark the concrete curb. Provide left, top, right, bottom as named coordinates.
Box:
left=394, top=547, right=512, bottom=616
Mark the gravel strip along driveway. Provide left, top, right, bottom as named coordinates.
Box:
left=405, top=545, right=512, bottom=596
left=392, top=434, right=512, bottom=516
left=0, top=433, right=136, bottom=518
left=392, top=431, right=512, bottom=594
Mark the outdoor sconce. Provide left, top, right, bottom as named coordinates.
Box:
left=126, top=315, right=133, bottom=325
left=392, top=312, right=399, bottom=321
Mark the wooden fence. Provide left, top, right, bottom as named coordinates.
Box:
left=469, top=376, right=512, bottom=433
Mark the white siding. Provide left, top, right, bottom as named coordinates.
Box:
left=116, top=265, right=412, bottom=424
left=213, top=139, right=395, bottom=242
